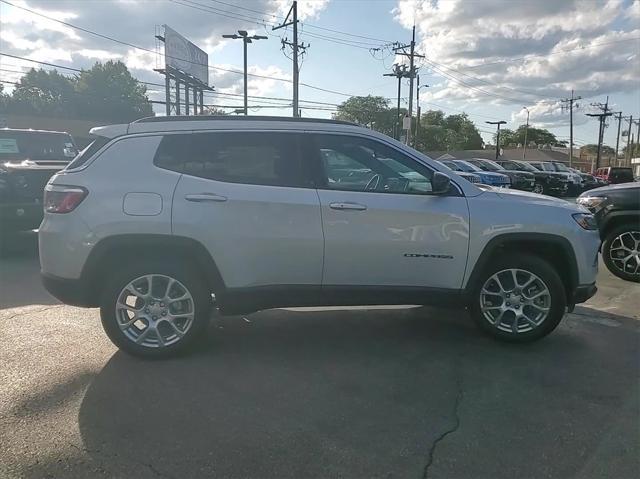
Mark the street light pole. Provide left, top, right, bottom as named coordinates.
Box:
left=486, top=120, right=507, bottom=160
left=222, top=30, right=268, bottom=115
left=522, top=107, right=530, bottom=161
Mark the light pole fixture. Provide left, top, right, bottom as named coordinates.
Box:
left=222, top=30, right=268, bottom=115
left=486, top=120, right=507, bottom=160
left=522, top=107, right=530, bottom=161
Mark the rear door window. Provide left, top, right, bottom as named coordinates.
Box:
left=155, top=132, right=311, bottom=188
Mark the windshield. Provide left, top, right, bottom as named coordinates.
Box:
left=438, top=160, right=461, bottom=171
left=453, top=160, right=483, bottom=173
left=554, top=163, right=571, bottom=172
left=476, top=159, right=505, bottom=171
left=513, top=161, right=538, bottom=172
left=0, top=130, right=77, bottom=162
left=537, top=162, right=556, bottom=172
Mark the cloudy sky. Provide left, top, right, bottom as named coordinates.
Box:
left=1, top=0, right=638, bottom=148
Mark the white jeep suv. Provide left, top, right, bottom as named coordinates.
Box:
left=39, top=116, right=600, bottom=358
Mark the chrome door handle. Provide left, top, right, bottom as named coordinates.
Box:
left=329, top=202, right=367, bottom=211
left=184, top=193, right=228, bottom=203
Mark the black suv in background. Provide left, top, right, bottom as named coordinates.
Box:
left=0, top=129, right=77, bottom=244
left=466, top=158, right=535, bottom=191
left=495, top=159, right=569, bottom=196
left=578, top=183, right=640, bottom=282
left=529, top=161, right=583, bottom=196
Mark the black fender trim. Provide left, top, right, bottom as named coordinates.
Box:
left=80, top=234, right=226, bottom=306
left=599, top=210, right=640, bottom=239
left=465, top=233, right=579, bottom=297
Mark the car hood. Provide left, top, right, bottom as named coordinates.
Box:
left=580, top=182, right=639, bottom=196
left=492, top=187, right=585, bottom=211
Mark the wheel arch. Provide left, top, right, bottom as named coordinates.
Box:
left=599, top=210, right=639, bottom=240
left=81, top=234, right=226, bottom=306
left=465, top=233, right=578, bottom=300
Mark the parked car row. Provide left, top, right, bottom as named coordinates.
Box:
left=0, top=129, right=78, bottom=249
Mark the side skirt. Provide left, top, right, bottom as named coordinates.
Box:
left=217, top=285, right=465, bottom=315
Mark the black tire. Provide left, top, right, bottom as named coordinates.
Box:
left=470, top=254, right=567, bottom=343
left=602, top=224, right=640, bottom=283
left=100, top=259, right=212, bottom=358
left=532, top=183, right=545, bottom=195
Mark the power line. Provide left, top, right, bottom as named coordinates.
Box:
left=0, top=54, right=342, bottom=108
left=207, top=0, right=393, bottom=43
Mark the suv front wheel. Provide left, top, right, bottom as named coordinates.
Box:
left=470, top=254, right=566, bottom=342
left=100, top=259, right=211, bottom=358
left=602, top=224, right=640, bottom=283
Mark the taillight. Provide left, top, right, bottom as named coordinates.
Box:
left=44, top=185, right=88, bottom=213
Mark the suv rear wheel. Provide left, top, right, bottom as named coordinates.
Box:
left=470, top=254, right=566, bottom=342
left=602, top=224, right=640, bottom=283
left=100, top=259, right=211, bottom=358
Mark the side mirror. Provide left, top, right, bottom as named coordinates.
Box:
left=431, top=171, right=451, bottom=194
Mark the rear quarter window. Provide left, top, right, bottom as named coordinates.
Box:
left=66, top=137, right=110, bottom=169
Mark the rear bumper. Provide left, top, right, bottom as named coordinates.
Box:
left=572, top=283, right=597, bottom=304
left=0, top=202, right=43, bottom=232
left=41, top=273, right=96, bottom=307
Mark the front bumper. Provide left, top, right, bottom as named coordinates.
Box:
left=0, top=202, right=43, bottom=232
left=512, top=178, right=536, bottom=191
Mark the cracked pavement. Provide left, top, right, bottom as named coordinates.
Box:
left=1, top=234, right=639, bottom=478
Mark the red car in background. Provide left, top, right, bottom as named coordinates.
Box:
left=593, top=166, right=635, bottom=184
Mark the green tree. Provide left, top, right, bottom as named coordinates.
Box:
left=622, top=143, right=640, bottom=158
left=581, top=144, right=616, bottom=156
left=414, top=110, right=483, bottom=151
left=333, top=96, right=402, bottom=137
left=4, top=62, right=153, bottom=122
left=8, top=68, right=76, bottom=117
left=497, top=124, right=565, bottom=147
left=75, top=61, right=152, bottom=121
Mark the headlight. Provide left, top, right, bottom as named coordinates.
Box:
left=572, top=213, right=598, bottom=230
left=576, top=196, right=607, bottom=211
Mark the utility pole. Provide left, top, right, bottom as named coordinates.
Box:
left=522, top=106, right=530, bottom=161
left=273, top=1, right=308, bottom=118
left=383, top=64, right=409, bottom=140
left=486, top=120, right=507, bottom=160
left=222, top=30, right=268, bottom=115
left=415, top=76, right=429, bottom=149
left=614, top=111, right=623, bottom=165
left=560, top=90, right=581, bottom=168
left=586, top=96, right=612, bottom=170
left=393, top=26, right=424, bottom=146
left=625, top=115, right=633, bottom=165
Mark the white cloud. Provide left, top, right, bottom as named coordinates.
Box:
left=271, top=0, right=330, bottom=21
left=394, top=0, right=640, bottom=108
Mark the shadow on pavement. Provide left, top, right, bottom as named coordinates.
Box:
left=51, top=306, right=638, bottom=478
left=0, top=231, right=58, bottom=310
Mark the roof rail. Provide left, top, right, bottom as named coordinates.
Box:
left=133, top=115, right=358, bottom=126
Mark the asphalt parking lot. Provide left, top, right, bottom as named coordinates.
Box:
left=1, top=233, right=638, bottom=479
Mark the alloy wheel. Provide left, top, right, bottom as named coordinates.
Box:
left=479, top=268, right=551, bottom=334
left=608, top=231, right=640, bottom=278
left=115, top=274, right=195, bottom=348
left=533, top=183, right=544, bottom=194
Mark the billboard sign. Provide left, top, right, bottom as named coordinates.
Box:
left=163, top=25, right=209, bottom=85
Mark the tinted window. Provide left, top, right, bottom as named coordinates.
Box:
left=315, top=135, right=433, bottom=194
left=66, top=136, right=110, bottom=169
left=610, top=168, right=633, bottom=181
left=154, top=132, right=308, bottom=187
left=0, top=131, right=77, bottom=162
